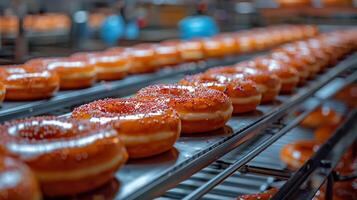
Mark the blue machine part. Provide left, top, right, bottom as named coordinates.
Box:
left=100, top=15, right=125, bottom=45
left=179, top=15, right=219, bottom=40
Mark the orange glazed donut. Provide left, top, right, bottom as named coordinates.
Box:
left=72, top=98, right=181, bottom=159
left=153, top=42, right=182, bottom=67
left=0, top=82, right=5, bottom=104
left=206, top=65, right=282, bottom=103
left=126, top=44, right=157, bottom=74
left=237, top=188, right=278, bottom=200
left=0, top=116, right=128, bottom=197
left=280, top=140, right=319, bottom=170
left=270, top=51, right=310, bottom=85
left=72, top=50, right=130, bottom=81
left=26, top=57, right=96, bottom=90
left=0, top=156, right=42, bottom=200
left=136, top=84, right=233, bottom=134
left=300, top=107, right=342, bottom=128
left=314, top=123, right=341, bottom=143
left=0, top=65, right=59, bottom=101
left=235, top=33, right=256, bottom=53
left=214, top=34, right=239, bottom=56
left=179, top=73, right=262, bottom=114
left=201, top=38, right=226, bottom=58
left=253, top=57, right=300, bottom=93
left=175, top=39, right=204, bottom=62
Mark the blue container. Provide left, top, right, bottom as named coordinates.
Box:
left=179, top=15, right=219, bottom=40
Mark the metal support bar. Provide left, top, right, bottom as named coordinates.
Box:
left=272, top=110, right=357, bottom=200
left=182, top=103, right=319, bottom=200
left=326, top=174, right=334, bottom=200
left=240, top=165, right=292, bottom=180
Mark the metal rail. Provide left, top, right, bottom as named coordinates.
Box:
left=272, top=110, right=357, bottom=200
left=182, top=103, right=319, bottom=200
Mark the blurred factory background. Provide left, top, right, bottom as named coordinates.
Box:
left=1, top=0, right=356, bottom=63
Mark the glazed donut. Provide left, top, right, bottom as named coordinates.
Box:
left=253, top=57, right=300, bottom=93
left=0, top=116, right=128, bottom=196
left=300, top=107, right=342, bottom=128
left=235, top=33, right=256, bottom=53
left=72, top=50, right=130, bottom=81
left=179, top=73, right=262, bottom=113
left=152, top=42, right=182, bottom=67
left=125, top=44, right=157, bottom=74
left=314, top=123, right=341, bottom=143
left=136, top=84, right=233, bottom=133
left=237, top=188, right=278, bottom=200
left=270, top=51, right=310, bottom=85
left=206, top=64, right=282, bottom=103
left=26, top=57, right=96, bottom=90
left=201, top=38, right=226, bottom=58
left=334, top=84, right=357, bottom=108
left=0, top=156, right=41, bottom=200
left=72, top=98, right=181, bottom=158
left=0, top=81, right=5, bottom=104
left=175, top=39, right=204, bottom=62
left=214, top=34, right=239, bottom=56
left=280, top=140, right=320, bottom=170
left=0, top=65, right=59, bottom=101
left=277, top=45, right=320, bottom=78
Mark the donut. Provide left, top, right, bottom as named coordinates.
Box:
left=300, top=107, right=342, bottom=128
left=0, top=81, right=5, bottom=104
left=175, top=39, right=204, bottom=62
left=126, top=44, right=156, bottom=74
left=0, top=116, right=128, bottom=196
left=214, top=34, right=239, bottom=56
left=253, top=57, right=300, bottom=93
left=136, top=84, right=233, bottom=133
left=237, top=188, right=278, bottom=200
left=0, top=156, right=42, bottom=200
left=270, top=51, right=310, bottom=85
left=206, top=65, right=282, bottom=102
left=72, top=50, right=130, bottom=81
left=235, top=33, right=256, bottom=53
left=280, top=140, right=319, bottom=170
left=314, top=123, right=341, bottom=143
left=72, top=98, right=181, bottom=158
left=26, top=57, right=96, bottom=90
left=152, top=42, right=182, bottom=67
left=179, top=73, right=262, bottom=113
left=334, top=84, right=357, bottom=108
left=201, top=38, right=226, bottom=58
left=0, top=65, right=59, bottom=101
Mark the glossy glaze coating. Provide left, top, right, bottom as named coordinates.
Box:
left=280, top=140, right=319, bottom=170
left=237, top=188, right=278, bottom=200
left=126, top=44, right=157, bottom=74
left=206, top=65, right=282, bottom=102
left=0, top=82, right=6, bottom=104
left=201, top=38, right=226, bottom=58
left=253, top=57, right=299, bottom=93
left=0, top=116, right=128, bottom=196
left=175, top=40, right=204, bottom=61
left=0, top=156, right=41, bottom=200
left=269, top=51, right=310, bottom=85
left=72, top=50, right=130, bottom=81
left=26, top=57, right=96, bottom=89
left=180, top=73, right=261, bottom=113
left=214, top=34, right=239, bottom=55
left=72, top=98, right=181, bottom=158
left=0, top=65, right=59, bottom=101
left=300, top=107, right=343, bottom=128
left=153, top=42, right=181, bottom=67
left=137, top=84, right=233, bottom=133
